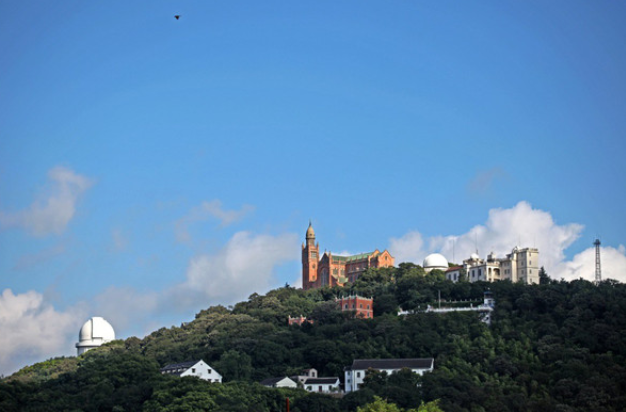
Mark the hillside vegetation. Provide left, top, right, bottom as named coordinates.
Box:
left=2, top=264, right=626, bottom=411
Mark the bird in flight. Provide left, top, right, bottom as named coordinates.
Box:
left=175, top=15, right=180, bottom=20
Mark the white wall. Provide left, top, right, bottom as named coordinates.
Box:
left=180, top=360, right=222, bottom=383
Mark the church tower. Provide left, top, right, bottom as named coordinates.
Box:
left=302, top=221, right=320, bottom=290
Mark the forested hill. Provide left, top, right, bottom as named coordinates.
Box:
left=2, top=264, right=626, bottom=411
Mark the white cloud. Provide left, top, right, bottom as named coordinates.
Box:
left=0, top=289, right=85, bottom=376
left=169, top=231, right=299, bottom=309
left=557, top=244, right=626, bottom=282
left=388, top=231, right=425, bottom=265
left=0, top=166, right=93, bottom=237
left=174, top=200, right=255, bottom=243
left=388, top=201, right=626, bottom=282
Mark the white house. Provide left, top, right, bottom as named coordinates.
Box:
left=344, top=358, right=434, bottom=392
left=259, top=376, right=298, bottom=388
left=304, top=377, right=340, bottom=393
left=160, top=360, right=222, bottom=383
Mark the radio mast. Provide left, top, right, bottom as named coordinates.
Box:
left=594, top=238, right=602, bottom=284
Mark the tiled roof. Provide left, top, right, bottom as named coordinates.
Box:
left=160, top=360, right=199, bottom=373
left=446, top=266, right=463, bottom=272
left=350, top=358, right=434, bottom=371
left=346, top=252, right=374, bottom=262
left=330, top=251, right=376, bottom=263
left=304, top=377, right=339, bottom=385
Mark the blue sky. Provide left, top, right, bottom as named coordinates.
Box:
left=1, top=1, right=626, bottom=375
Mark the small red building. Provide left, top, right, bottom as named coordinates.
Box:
left=288, top=315, right=313, bottom=326
left=336, top=295, right=374, bottom=319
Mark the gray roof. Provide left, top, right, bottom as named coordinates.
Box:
left=260, top=376, right=292, bottom=386
left=304, top=377, right=340, bottom=385
left=160, top=360, right=200, bottom=374
left=349, top=358, right=434, bottom=371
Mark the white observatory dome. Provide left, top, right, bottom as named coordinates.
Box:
left=423, top=253, right=449, bottom=272
left=470, top=253, right=480, bottom=261
left=76, top=317, right=115, bottom=355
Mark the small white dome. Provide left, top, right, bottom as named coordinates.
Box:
left=423, top=253, right=449, bottom=270
left=76, top=317, right=115, bottom=355
left=470, top=253, right=480, bottom=260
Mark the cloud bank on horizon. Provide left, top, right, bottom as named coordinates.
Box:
left=1, top=190, right=625, bottom=376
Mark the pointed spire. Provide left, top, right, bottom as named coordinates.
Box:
left=306, top=221, right=315, bottom=240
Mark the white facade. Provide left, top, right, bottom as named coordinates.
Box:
left=501, top=247, right=539, bottom=283
left=160, top=360, right=222, bottom=383
left=344, top=358, right=434, bottom=392
left=304, top=377, right=340, bottom=393
left=179, top=360, right=222, bottom=382
left=446, top=248, right=539, bottom=284
left=76, top=317, right=116, bottom=355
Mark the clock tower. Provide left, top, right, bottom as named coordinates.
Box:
left=302, top=221, right=319, bottom=290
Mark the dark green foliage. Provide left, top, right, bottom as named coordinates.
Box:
left=2, top=268, right=626, bottom=411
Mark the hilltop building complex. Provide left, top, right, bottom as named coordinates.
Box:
left=446, top=247, right=539, bottom=284
left=302, top=222, right=394, bottom=290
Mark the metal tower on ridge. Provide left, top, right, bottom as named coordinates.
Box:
left=594, top=238, right=602, bottom=284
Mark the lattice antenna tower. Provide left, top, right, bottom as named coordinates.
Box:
left=594, top=238, right=602, bottom=284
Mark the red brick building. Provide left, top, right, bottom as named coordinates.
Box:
left=288, top=315, right=313, bottom=326
left=336, top=295, right=374, bottom=319
left=302, top=222, right=394, bottom=290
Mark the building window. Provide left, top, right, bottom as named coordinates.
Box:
left=357, top=372, right=361, bottom=378
left=192, top=368, right=196, bottom=373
